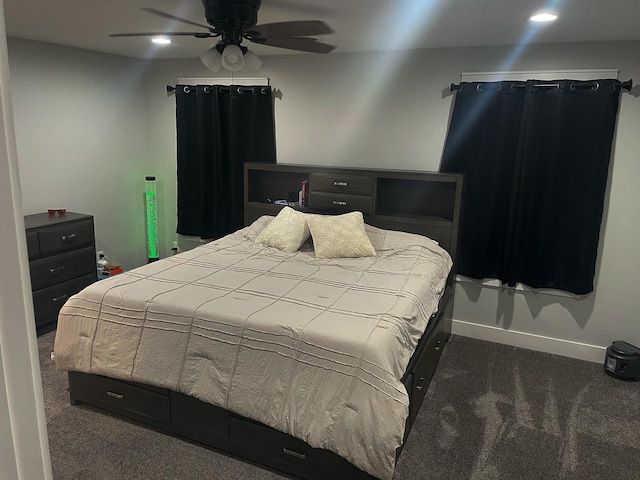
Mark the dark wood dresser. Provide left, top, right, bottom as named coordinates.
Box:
left=25, top=212, right=96, bottom=334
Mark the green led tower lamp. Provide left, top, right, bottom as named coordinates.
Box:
left=145, top=176, right=159, bottom=263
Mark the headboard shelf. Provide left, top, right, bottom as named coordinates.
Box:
left=244, top=162, right=464, bottom=264
left=371, top=212, right=453, bottom=227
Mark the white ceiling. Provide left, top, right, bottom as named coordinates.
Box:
left=4, top=0, right=640, bottom=60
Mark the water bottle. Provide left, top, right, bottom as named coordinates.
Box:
left=97, top=253, right=108, bottom=280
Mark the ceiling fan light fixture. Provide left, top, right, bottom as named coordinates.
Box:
left=242, top=50, right=262, bottom=73
left=530, top=11, right=558, bottom=22
left=221, top=44, right=245, bottom=72
left=200, top=46, right=223, bottom=72
left=151, top=36, right=171, bottom=45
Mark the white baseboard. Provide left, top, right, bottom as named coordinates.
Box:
left=452, top=319, right=607, bottom=364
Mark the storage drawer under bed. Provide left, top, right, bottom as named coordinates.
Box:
left=171, top=391, right=229, bottom=442
left=68, top=372, right=170, bottom=422
left=229, top=416, right=371, bottom=480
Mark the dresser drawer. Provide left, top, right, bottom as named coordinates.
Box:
left=29, top=246, right=95, bottom=290
left=310, top=173, right=374, bottom=196
left=68, top=372, right=171, bottom=422
left=32, top=273, right=96, bottom=325
left=308, top=191, right=373, bottom=214
left=26, top=231, right=40, bottom=259
left=229, top=417, right=370, bottom=479
left=38, top=219, right=94, bottom=255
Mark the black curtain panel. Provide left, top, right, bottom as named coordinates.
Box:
left=441, top=79, right=624, bottom=294
left=176, top=84, right=276, bottom=239
left=440, top=82, right=525, bottom=280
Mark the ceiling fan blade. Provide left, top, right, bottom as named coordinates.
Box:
left=141, top=7, right=214, bottom=31
left=247, top=20, right=334, bottom=39
left=253, top=36, right=336, bottom=54
left=110, top=32, right=215, bottom=39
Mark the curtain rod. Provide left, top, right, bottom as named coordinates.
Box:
left=166, top=85, right=271, bottom=94
left=450, top=79, right=633, bottom=92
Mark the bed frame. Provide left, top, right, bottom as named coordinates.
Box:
left=66, top=163, right=464, bottom=480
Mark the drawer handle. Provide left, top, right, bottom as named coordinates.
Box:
left=332, top=200, right=347, bottom=206
left=333, top=181, right=348, bottom=187
left=416, top=377, right=426, bottom=391
left=52, top=294, right=68, bottom=303
left=61, top=233, right=76, bottom=243
left=107, top=391, right=124, bottom=400
left=49, top=266, right=65, bottom=276
left=435, top=341, right=442, bottom=351
left=283, top=448, right=306, bottom=460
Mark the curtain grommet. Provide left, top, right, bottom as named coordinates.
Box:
left=203, top=86, right=211, bottom=94
left=183, top=86, right=191, bottom=94
left=591, top=81, right=600, bottom=91
left=237, top=87, right=244, bottom=94
left=260, top=87, right=268, bottom=94
left=477, top=83, right=501, bottom=92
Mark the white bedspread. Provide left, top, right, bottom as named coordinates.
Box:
left=54, top=217, right=452, bottom=480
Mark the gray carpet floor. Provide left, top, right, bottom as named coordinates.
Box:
left=38, top=331, right=640, bottom=479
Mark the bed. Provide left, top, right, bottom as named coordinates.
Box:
left=54, top=164, right=464, bottom=480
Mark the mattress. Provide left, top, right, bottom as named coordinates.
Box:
left=54, top=216, right=452, bottom=480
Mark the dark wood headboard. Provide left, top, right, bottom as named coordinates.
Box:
left=244, top=162, right=464, bottom=281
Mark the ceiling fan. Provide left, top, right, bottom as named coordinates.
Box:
left=110, top=0, right=336, bottom=72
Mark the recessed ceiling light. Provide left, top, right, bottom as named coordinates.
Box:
left=530, top=12, right=558, bottom=22
left=152, top=37, right=171, bottom=45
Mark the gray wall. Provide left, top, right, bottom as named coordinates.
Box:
left=9, top=37, right=640, bottom=356
left=8, top=38, right=153, bottom=270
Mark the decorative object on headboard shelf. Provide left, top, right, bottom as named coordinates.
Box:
left=145, top=176, right=159, bottom=263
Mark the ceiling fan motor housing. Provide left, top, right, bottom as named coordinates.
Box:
left=202, top=0, right=260, bottom=31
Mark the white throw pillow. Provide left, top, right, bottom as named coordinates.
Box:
left=307, top=211, right=376, bottom=259
left=255, top=206, right=310, bottom=253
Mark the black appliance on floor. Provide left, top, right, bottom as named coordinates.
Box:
left=604, top=341, right=640, bottom=381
